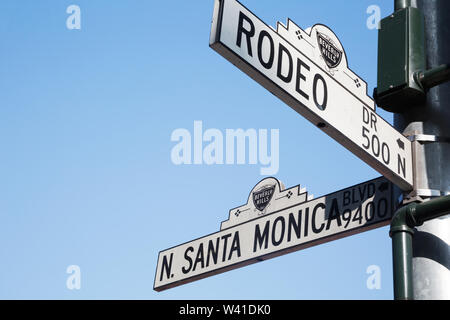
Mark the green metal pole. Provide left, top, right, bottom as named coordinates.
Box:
left=390, top=204, right=415, bottom=300
left=384, top=0, right=450, bottom=300
left=391, top=231, right=414, bottom=299
left=410, top=0, right=450, bottom=299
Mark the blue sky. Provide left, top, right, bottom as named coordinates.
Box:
left=0, top=0, right=397, bottom=299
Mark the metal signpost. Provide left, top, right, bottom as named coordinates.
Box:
left=155, top=177, right=393, bottom=291
left=155, top=0, right=450, bottom=299
left=376, top=0, right=450, bottom=300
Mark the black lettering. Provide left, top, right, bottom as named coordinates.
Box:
left=272, top=216, right=285, bottom=246
left=287, top=211, right=302, bottom=242
left=182, top=247, right=194, bottom=274
left=352, top=188, right=358, bottom=204
left=365, top=201, right=375, bottom=221
left=363, top=106, right=370, bottom=124
left=160, top=253, right=173, bottom=281
left=296, top=58, right=310, bottom=100
left=304, top=207, right=309, bottom=237
left=236, top=12, right=255, bottom=57
left=312, top=203, right=326, bottom=234
left=382, top=143, right=390, bottom=164
left=253, top=220, right=270, bottom=252
left=206, top=237, right=220, bottom=267
left=221, top=233, right=232, bottom=262
left=313, top=73, right=328, bottom=111
left=352, top=205, right=363, bottom=224
left=277, top=43, right=293, bottom=82
left=372, top=134, right=380, bottom=157
left=343, top=191, right=351, bottom=206
left=358, top=185, right=366, bottom=202
left=192, top=243, right=205, bottom=271
left=362, top=126, right=370, bottom=149
left=326, top=198, right=342, bottom=230
left=257, top=31, right=274, bottom=69
left=228, top=232, right=241, bottom=260
left=370, top=113, right=378, bottom=132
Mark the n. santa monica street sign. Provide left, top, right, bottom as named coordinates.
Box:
left=209, top=0, right=413, bottom=191
left=154, top=176, right=394, bottom=291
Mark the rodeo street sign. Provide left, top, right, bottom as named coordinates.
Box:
left=154, top=176, right=394, bottom=291
left=209, top=0, right=414, bottom=191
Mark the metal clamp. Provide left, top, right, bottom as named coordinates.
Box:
left=407, top=134, right=450, bottom=144
left=403, top=188, right=450, bottom=204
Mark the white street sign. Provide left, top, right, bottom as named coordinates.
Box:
left=209, top=0, right=414, bottom=191
left=154, top=176, right=394, bottom=291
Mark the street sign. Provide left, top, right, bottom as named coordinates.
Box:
left=154, top=176, right=394, bottom=291
left=209, top=0, right=414, bottom=191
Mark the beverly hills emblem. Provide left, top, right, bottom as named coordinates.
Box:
left=221, top=177, right=312, bottom=230
left=317, top=31, right=343, bottom=69
left=252, top=184, right=276, bottom=212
